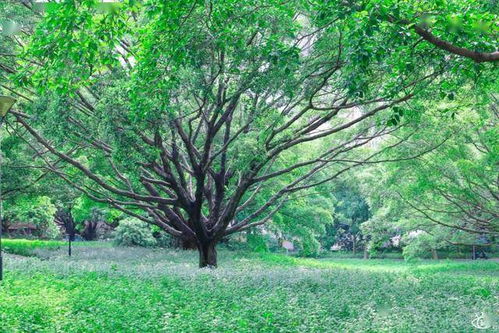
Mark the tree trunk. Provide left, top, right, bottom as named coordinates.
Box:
left=173, top=237, right=197, bottom=250
left=183, top=239, right=197, bottom=250
left=431, top=248, right=438, bottom=260
left=82, top=221, right=98, bottom=241
left=198, top=241, right=217, bottom=268
left=352, top=237, right=356, bottom=256
left=363, top=248, right=369, bottom=259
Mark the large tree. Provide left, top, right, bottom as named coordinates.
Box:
left=1, top=0, right=493, bottom=266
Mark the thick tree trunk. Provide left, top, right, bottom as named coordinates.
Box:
left=363, top=248, right=369, bottom=259
left=198, top=241, right=217, bottom=268
left=82, top=221, right=98, bottom=241
left=431, top=248, right=438, bottom=260
left=172, top=237, right=197, bottom=250
left=183, top=239, right=197, bottom=250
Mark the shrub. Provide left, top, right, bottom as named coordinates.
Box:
left=154, top=231, right=174, bottom=248
left=247, top=233, right=269, bottom=253
left=113, top=218, right=157, bottom=247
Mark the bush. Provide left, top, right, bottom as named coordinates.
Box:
left=154, top=231, right=174, bottom=248
left=113, top=218, right=157, bottom=247
left=247, top=233, right=269, bottom=253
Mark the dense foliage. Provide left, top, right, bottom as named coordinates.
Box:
left=113, top=217, right=158, bottom=247
left=1, top=2, right=498, bottom=332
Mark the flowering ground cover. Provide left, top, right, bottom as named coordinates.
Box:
left=0, top=244, right=497, bottom=332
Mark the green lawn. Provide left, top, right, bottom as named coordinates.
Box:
left=1, top=243, right=498, bottom=332
left=1, top=239, right=110, bottom=257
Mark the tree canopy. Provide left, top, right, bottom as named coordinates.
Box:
left=0, top=0, right=497, bottom=266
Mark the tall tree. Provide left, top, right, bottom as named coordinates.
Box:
left=1, top=0, right=492, bottom=266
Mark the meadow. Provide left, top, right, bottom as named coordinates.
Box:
left=1, top=242, right=498, bottom=332
left=1, top=239, right=108, bottom=257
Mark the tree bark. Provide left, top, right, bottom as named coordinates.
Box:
left=198, top=241, right=217, bottom=268
left=431, top=248, right=438, bottom=260
left=181, top=238, right=198, bottom=250
left=171, top=237, right=197, bottom=250
left=412, top=25, right=499, bottom=63
left=82, top=221, right=98, bottom=241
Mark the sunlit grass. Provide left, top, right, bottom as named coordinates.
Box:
left=1, top=243, right=498, bottom=332
left=2, top=238, right=111, bottom=256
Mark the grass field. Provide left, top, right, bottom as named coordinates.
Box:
left=1, top=243, right=498, bottom=332
left=1, top=239, right=109, bottom=257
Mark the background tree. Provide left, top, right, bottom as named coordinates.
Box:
left=4, top=196, right=58, bottom=238
left=323, top=183, right=370, bottom=255
left=359, top=91, right=498, bottom=258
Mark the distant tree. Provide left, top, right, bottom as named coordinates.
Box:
left=72, top=198, right=120, bottom=241
left=270, top=186, right=335, bottom=257
left=360, top=95, right=498, bottom=258
left=324, top=184, right=370, bottom=255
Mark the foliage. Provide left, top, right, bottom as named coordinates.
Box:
left=322, top=183, right=370, bottom=253
left=358, top=99, right=498, bottom=258
left=4, top=196, right=59, bottom=239
left=113, top=217, right=157, bottom=247
left=248, top=184, right=335, bottom=256
left=401, top=228, right=449, bottom=260
left=1, top=246, right=498, bottom=331
left=152, top=227, right=175, bottom=248
left=246, top=232, right=269, bottom=253
left=72, top=196, right=121, bottom=226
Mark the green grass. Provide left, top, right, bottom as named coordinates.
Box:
left=1, top=238, right=110, bottom=256
left=1, top=243, right=498, bottom=332
left=320, top=250, right=499, bottom=260
left=2, top=239, right=66, bottom=256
